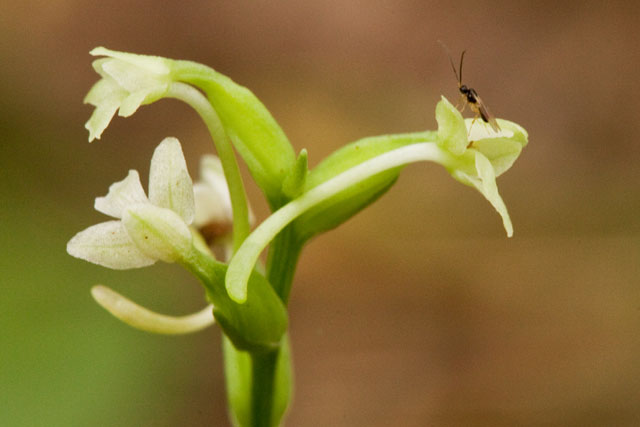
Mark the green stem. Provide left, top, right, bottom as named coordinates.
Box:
left=250, top=350, right=279, bottom=426
left=168, top=82, right=292, bottom=426
left=247, top=227, right=300, bottom=426
left=265, top=225, right=302, bottom=304
left=166, top=82, right=251, bottom=252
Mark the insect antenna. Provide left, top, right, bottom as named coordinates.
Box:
left=437, top=40, right=460, bottom=84
left=458, top=50, right=466, bottom=86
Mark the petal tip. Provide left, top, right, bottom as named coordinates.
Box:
left=90, top=46, right=109, bottom=57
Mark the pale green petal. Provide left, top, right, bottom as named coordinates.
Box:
left=436, top=96, right=468, bottom=155
left=83, top=78, right=124, bottom=106
left=466, top=119, right=510, bottom=141
left=457, top=153, right=513, bottom=237
left=67, top=220, right=156, bottom=269
left=117, top=90, right=148, bottom=117
left=497, top=119, right=529, bottom=145
left=471, top=138, right=523, bottom=177
left=90, top=47, right=171, bottom=76
left=122, top=204, right=193, bottom=263
left=90, top=58, right=112, bottom=80
left=84, top=96, right=123, bottom=142
left=148, top=137, right=195, bottom=224
left=94, top=170, right=149, bottom=218
left=465, top=118, right=527, bottom=177
left=101, top=58, right=164, bottom=93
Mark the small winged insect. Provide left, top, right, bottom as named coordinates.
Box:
left=438, top=41, right=500, bottom=132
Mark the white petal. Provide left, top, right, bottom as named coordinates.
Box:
left=122, top=204, right=193, bottom=263
left=457, top=153, right=513, bottom=237
left=193, top=183, right=233, bottom=228
left=200, top=154, right=225, bottom=179
left=148, top=137, right=195, bottom=224
left=84, top=96, right=122, bottom=142
left=67, top=221, right=156, bottom=269
left=193, top=155, right=233, bottom=227
left=95, top=170, right=149, bottom=218
left=200, top=156, right=232, bottom=207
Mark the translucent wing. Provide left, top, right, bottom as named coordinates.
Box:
left=474, top=93, right=501, bottom=132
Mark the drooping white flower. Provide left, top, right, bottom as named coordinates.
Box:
left=67, top=137, right=195, bottom=268
left=84, top=47, right=173, bottom=142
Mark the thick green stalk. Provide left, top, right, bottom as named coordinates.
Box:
left=247, top=226, right=300, bottom=426
left=265, top=225, right=303, bottom=304
left=166, top=82, right=251, bottom=252
left=249, top=350, right=279, bottom=427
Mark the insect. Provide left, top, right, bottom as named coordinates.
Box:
left=438, top=41, right=501, bottom=132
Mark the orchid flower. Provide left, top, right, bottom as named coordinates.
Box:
left=67, top=137, right=215, bottom=334
left=84, top=47, right=173, bottom=142
left=67, top=137, right=195, bottom=267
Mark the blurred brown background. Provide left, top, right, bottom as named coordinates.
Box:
left=1, top=1, right=639, bottom=426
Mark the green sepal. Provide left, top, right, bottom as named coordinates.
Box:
left=436, top=96, right=467, bottom=155
left=223, top=335, right=292, bottom=427
left=281, top=149, right=308, bottom=199
left=293, top=131, right=435, bottom=241
left=171, top=60, right=296, bottom=207
left=186, top=248, right=287, bottom=352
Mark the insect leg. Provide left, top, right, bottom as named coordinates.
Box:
left=457, top=96, right=467, bottom=113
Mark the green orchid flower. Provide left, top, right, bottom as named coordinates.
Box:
left=435, top=96, right=528, bottom=236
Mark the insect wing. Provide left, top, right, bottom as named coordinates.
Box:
left=474, top=94, right=501, bottom=132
